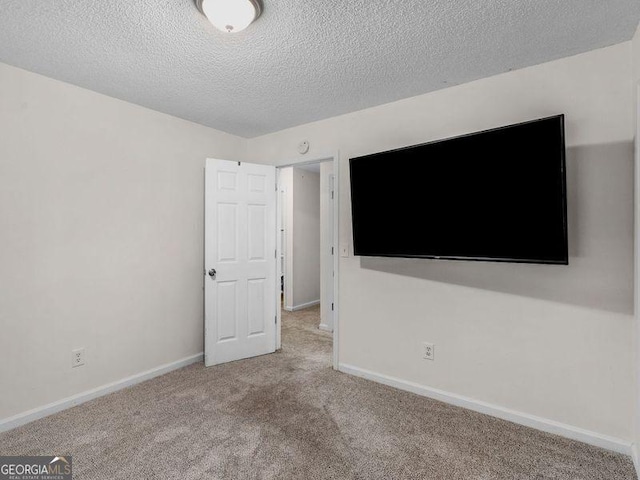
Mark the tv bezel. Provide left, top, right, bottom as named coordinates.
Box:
left=349, top=114, right=568, bottom=265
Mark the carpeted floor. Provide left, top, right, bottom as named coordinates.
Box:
left=0, top=305, right=636, bottom=479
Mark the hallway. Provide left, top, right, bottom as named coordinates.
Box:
left=280, top=304, right=332, bottom=364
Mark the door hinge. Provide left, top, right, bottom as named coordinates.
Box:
left=331, top=247, right=334, bottom=255
left=331, top=303, right=334, bottom=311
left=331, top=190, right=334, bottom=200
left=275, top=315, right=277, bottom=324
left=275, top=249, right=277, bottom=258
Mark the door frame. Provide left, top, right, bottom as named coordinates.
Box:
left=275, top=153, right=340, bottom=370
left=634, top=82, right=640, bottom=468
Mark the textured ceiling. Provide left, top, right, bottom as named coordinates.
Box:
left=1, top=1, right=639, bottom=137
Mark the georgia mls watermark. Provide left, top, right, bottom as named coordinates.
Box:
left=0, top=456, right=72, bottom=480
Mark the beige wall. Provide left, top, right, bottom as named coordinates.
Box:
left=280, top=167, right=322, bottom=309
left=246, top=43, right=635, bottom=441
left=0, top=63, right=243, bottom=421
left=291, top=168, right=321, bottom=307
left=632, top=23, right=640, bottom=466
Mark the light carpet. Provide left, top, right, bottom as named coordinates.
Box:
left=0, top=305, right=635, bottom=479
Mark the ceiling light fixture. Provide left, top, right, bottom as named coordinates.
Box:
left=196, top=0, right=262, bottom=33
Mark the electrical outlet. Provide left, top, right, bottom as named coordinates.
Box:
left=72, top=348, right=85, bottom=368
left=423, top=342, right=435, bottom=361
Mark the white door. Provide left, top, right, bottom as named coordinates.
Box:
left=205, top=158, right=277, bottom=366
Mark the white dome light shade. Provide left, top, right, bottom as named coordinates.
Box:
left=197, top=0, right=262, bottom=33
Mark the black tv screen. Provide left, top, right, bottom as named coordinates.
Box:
left=349, top=115, right=568, bottom=265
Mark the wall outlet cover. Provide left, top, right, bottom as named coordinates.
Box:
left=423, top=342, right=435, bottom=361
left=72, top=348, right=86, bottom=368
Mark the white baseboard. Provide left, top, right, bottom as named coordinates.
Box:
left=285, top=299, right=320, bottom=312
left=0, top=353, right=203, bottom=433
left=338, top=363, right=631, bottom=455
left=318, top=324, right=333, bottom=332
left=632, top=443, right=639, bottom=477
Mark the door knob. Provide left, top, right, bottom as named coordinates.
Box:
left=208, top=268, right=217, bottom=279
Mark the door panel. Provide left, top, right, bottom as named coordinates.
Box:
left=247, top=278, right=266, bottom=336
left=217, top=203, right=238, bottom=262
left=216, top=281, right=238, bottom=341
left=248, top=205, right=267, bottom=261
left=205, top=159, right=277, bottom=366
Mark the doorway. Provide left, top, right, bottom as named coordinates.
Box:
left=203, top=155, right=339, bottom=370
left=276, top=156, right=338, bottom=367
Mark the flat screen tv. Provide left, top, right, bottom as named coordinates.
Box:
left=349, top=115, right=568, bottom=265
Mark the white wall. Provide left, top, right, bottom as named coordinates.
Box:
left=0, top=62, right=243, bottom=421
left=632, top=23, right=640, bottom=468
left=281, top=167, right=321, bottom=309
left=320, top=161, right=334, bottom=330
left=246, top=43, right=635, bottom=442
left=292, top=168, right=321, bottom=307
